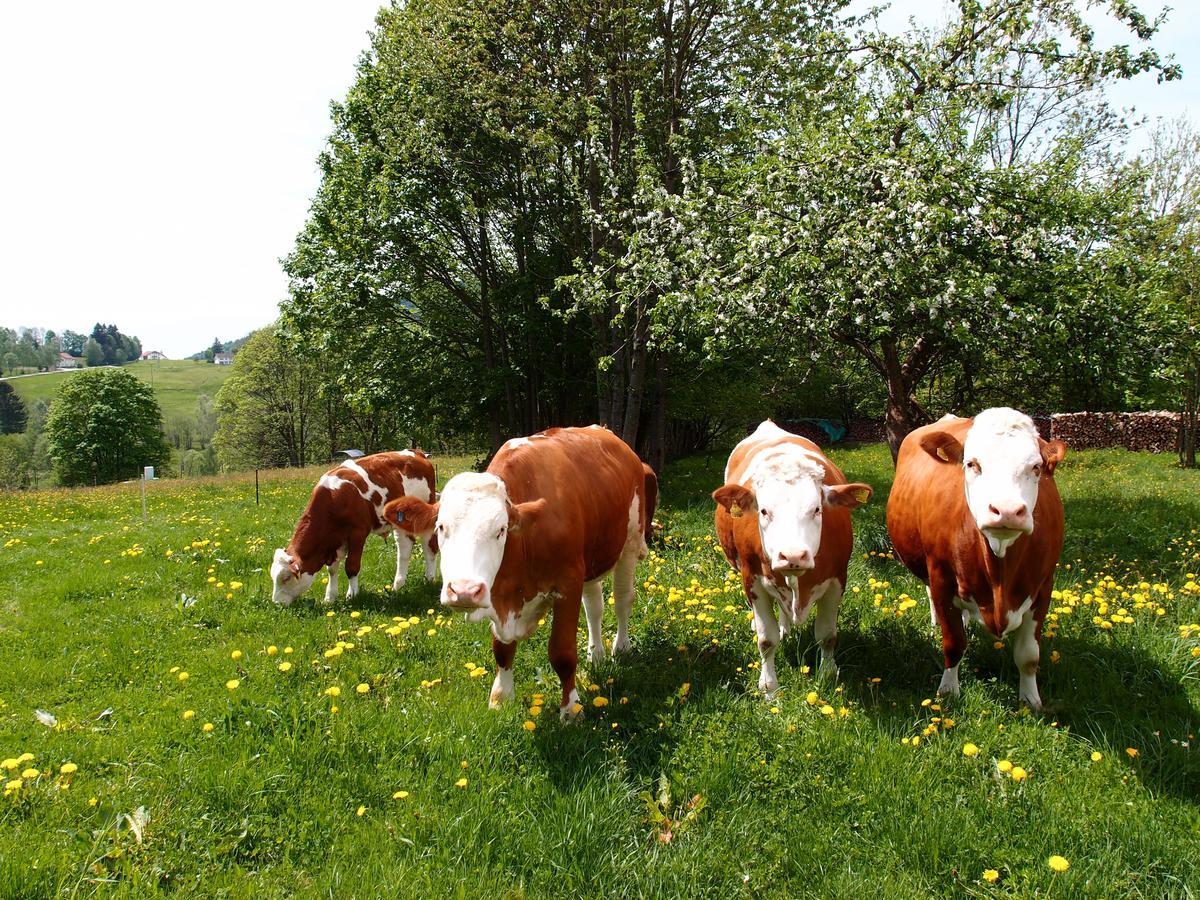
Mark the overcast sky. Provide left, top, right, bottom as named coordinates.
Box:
left=1, top=1, right=1196, bottom=359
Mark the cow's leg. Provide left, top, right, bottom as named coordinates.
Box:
left=778, top=575, right=797, bottom=638
left=813, top=579, right=843, bottom=681
left=926, top=586, right=937, bottom=629
left=420, top=531, right=438, bottom=582
left=344, top=540, right=364, bottom=599
left=1014, top=594, right=1047, bottom=710
left=323, top=558, right=341, bottom=604
left=550, top=582, right=584, bottom=721
left=490, top=636, right=517, bottom=709
left=582, top=578, right=606, bottom=665
left=611, top=551, right=638, bottom=655
left=750, top=578, right=782, bottom=697
left=392, top=531, right=414, bottom=591
left=930, top=568, right=967, bottom=698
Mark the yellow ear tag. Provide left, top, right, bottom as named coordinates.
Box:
left=852, top=487, right=871, bottom=504
left=730, top=501, right=743, bottom=519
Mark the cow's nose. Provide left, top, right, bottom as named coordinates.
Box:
left=773, top=549, right=813, bottom=572
left=985, top=503, right=1028, bottom=530
left=445, top=579, right=486, bottom=608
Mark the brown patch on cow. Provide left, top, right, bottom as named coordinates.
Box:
left=384, top=496, right=440, bottom=535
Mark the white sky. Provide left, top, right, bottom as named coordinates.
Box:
left=1, top=1, right=1196, bottom=359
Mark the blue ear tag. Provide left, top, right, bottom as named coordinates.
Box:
left=395, top=510, right=405, bottom=522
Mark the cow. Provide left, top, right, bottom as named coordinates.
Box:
left=270, top=450, right=438, bottom=606
left=886, top=408, right=1067, bottom=709
left=383, top=426, right=657, bottom=719
left=712, top=421, right=873, bottom=697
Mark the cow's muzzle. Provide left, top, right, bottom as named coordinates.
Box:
left=772, top=549, right=815, bottom=573
left=443, top=579, right=487, bottom=610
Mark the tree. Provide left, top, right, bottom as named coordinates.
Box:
left=45, top=368, right=169, bottom=486
left=213, top=326, right=326, bottom=469
left=84, top=338, right=104, bottom=367
left=61, top=330, right=85, bottom=356
left=680, top=0, right=1178, bottom=459
left=0, top=382, right=28, bottom=434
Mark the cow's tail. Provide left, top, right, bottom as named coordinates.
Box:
left=642, top=463, right=659, bottom=545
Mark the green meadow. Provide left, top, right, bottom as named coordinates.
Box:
left=3, top=360, right=230, bottom=422
left=0, top=445, right=1197, bottom=897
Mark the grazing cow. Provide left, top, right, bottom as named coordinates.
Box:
left=886, top=408, right=1067, bottom=709
left=270, top=451, right=438, bottom=605
left=712, top=421, right=872, bottom=696
left=384, top=426, right=657, bottom=719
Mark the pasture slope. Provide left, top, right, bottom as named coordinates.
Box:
left=0, top=446, right=1197, bottom=897
left=2, top=360, right=230, bottom=421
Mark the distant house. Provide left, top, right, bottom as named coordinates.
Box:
left=57, top=352, right=81, bottom=370
left=142, top=350, right=167, bottom=361
left=213, top=352, right=233, bottom=366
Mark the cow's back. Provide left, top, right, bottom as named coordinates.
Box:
left=491, top=427, right=648, bottom=582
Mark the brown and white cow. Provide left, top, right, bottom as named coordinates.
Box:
left=384, top=426, right=657, bottom=718
left=270, top=451, right=438, bottom=605
left=886, top=408, right=1067, bottom=709
left=713, top=421, right=872, bottom=696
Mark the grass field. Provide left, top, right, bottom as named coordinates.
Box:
left=2, top=360, right=230, bottom=422
left=0, top=445, right=1197, bottom=897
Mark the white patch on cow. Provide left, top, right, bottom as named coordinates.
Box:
left=420, top=532, right=438, bottom=581
left=742, top=443, right=829, bottom=575
left=397, top=450, right=415, bottom=457
left=1012, top=609, right=1043, bottom=709
left=962, top=408, right=1044, bottom=555
left=493, top=591, right=557, bottom=644
left=504, top=437, right=532, bottom=450
left=951, top=594, right=984, bottom=626
left=342, top=458, right=391, bottom=519
left=610, top=494, right=643, bottom=654
left=937, top=664, right=961, bottom=697
left=270, top=548, right=316, bottom=606
left=926, top=586, right=937, bottom=628
left=346, top=573, right=359, bottom=599
left=318, top=472, right=349, bottom=492
left=751, top=578, right=782, bottom=697
left=392, top=532, right=413, bottom=591
left=489, top=666, right=514, bottom=709
left=1003, top=596, right=1034, bottom=636
left=435, top=472, right=511, bottom=612
left=938, top=412, right=963, bottom=422
left=560, top=687, right=581, bottom=722
left=583, top=580, right=607, bottom=664
left=402, top=475, right=431, bottom=503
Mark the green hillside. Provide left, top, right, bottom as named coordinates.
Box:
left=1, top=360, right=231, bottom=422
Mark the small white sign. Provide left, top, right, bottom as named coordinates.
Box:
left=144, top=466, right=156, bottom=480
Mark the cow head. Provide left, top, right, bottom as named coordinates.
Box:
left=920, top=407, right=1067, bottom=558
left=270, top=548, right=314, bottom=606
left=713, top=450, right=871, bottom=574
left=384, top=472, right=544, bottom=622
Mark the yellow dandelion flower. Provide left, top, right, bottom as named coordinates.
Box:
left=820, top=705, right=835, bottom=716
left=177, top=671, right=190, bottom=681
left=1048, top=855, right=1069, bottom=873
left=202, top=722, right=214, bottom=733
left=455, top=778, right=468, bottom=788
left=982, top=869, right=999, bottom=884
left=1090, top=751, right=1102, bottom=762
left=20, top=768, right=39, bottom=779
left=59, top=762, right=77, bottom=775
left=962, top=743, right=980, bottom=757
left=1126, top=747, right=1138, bottom=758
left=278, top=662, right=292, bottom=672
left=1010, top=766, right=1027, bottom=782
left=393, top=790, right=409, bottom=799
left=997, top=759, right=1013, bottom=773
left=225, top=679, right=240, bottom=691
left=324, top=686, right=341, bottom=697
left=182, top=710, right=195, bottom=720
left=230, top=650, right=243, bottom=661
left=593, top=696, right=609, bottom=707
left=356, top=805, right=366, bottom=816
left=523, top=720, right=536, bottom=731
left=356, top=683, right=370, bottom=694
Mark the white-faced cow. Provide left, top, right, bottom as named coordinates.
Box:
left=713, top=421, right=873, bottom=696
left=886, top=408, right=1067, bottom=709
left=270, top=451, right=438, bottom=605
left=384, top=426, right=657, bottom=719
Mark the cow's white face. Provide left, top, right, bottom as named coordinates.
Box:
left=752, top=462, right=827, bottom=573
left=435, top=473, right=512, bottom=612
left=270, top=548, right=314, bottom=606
left=961, top=408, right=1045, bottom=557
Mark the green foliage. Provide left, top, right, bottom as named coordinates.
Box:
left=0, top=381, right=27, bottom=434
left=89, top=323, right=142, bottom=366
left=0, top=448, right=1196, bottom=892
left=44, top=368, right=169, bottom=486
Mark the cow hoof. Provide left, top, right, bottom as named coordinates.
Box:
left=587, top=645, right=607, bottom=666
left=321, top=594, right=336, bottom=606
left=612, top=635, right=632, bottom=655
left=392, top=577, right=406, bottom=592
left=936, top=668, right=961, bottom=698
left=819, top=658, right=839, bottom=682
left=559, top=689, right=582, bottom=723
left=759, top=678, right=779, bottom=698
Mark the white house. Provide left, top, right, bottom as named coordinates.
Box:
left=57, top=352, right=81, bottom=370
left=142, top=350, right=167, bottom=361
left=214, top=352, right=233, bottom=365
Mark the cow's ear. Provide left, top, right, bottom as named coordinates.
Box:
left=825, top=482, right=872, bottom=509
left=508, top=498, right=546, bottom=534
left=712, top=483, right=756, bottom=518
left=919, top=431, right=964, bottom=464
left=1040, top=439, right=1067, bottom=477
left=384, top=497, right=439, bottom=535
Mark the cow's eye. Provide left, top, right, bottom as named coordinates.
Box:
left=497, top=526, right=506, bottom=539
left=1032, top=463, right=1042, bottom=477
left=759, top=508, right=770, bottom=519
left=966, top=459, right=981, bottom=475
left=812, top=507, right=822, bottom=518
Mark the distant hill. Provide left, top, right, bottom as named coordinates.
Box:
left=187, top=332, right=255, bottom=361
left=1, top=360, right=232, bottom=422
